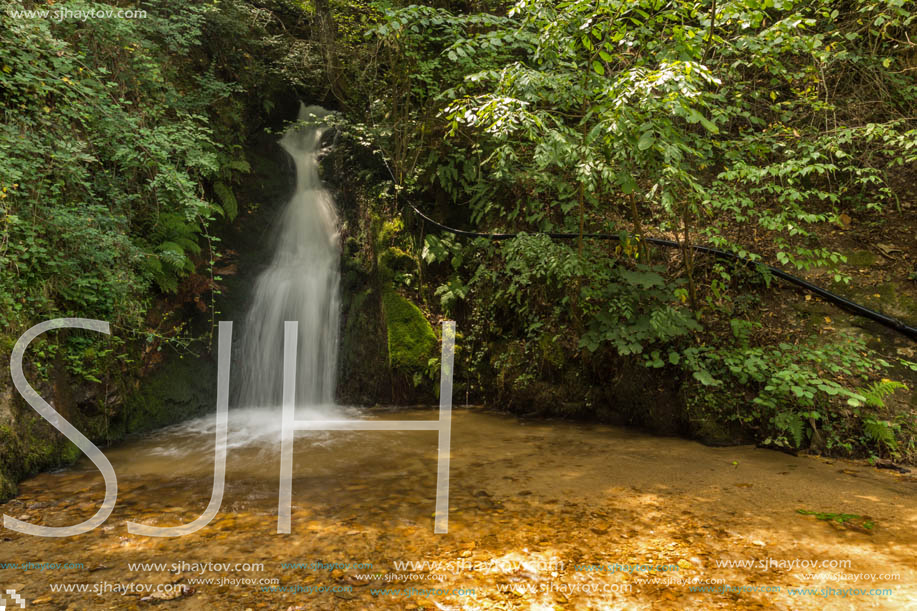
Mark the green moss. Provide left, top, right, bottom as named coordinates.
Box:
left=538, top=333, right=564, bottom=368
left=338, top=283, right=390, bottom=404
left=60, top=440, right=81, bottom=463
left=900, top=292, right=917, bottom=319
left=378, top=217, right=404, bottom=244
left=0, top=425, right=20, bottom=499
left=844, top=250, right=879, bottom=267
left=874, top=282, right=897, bottom=302
left=849, top=281, right=917, bottom=322
left=382, top=290, right=436, bottom=372
left=121, top=354, right=215, bottom=434
left=0, top=416, right=81, bottom=502
left=379, top=247, right=415, bottom=274
left=0, top=473, right=15, bottom=500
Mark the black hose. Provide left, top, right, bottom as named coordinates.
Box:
left=405, top=201, right=917, bottom=342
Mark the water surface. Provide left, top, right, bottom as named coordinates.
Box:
left=3, top=407, right=916, bottom=610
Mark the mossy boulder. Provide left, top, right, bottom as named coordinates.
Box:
left=338, top=283, right=390, bottom=404
left=0, top=392, right=86, bottom=501
left=382, top=290, right=437, bottom=374
left=120, top=350, right=216, bottom=435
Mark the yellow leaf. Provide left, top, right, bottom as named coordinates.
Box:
left=824, top=317, right=831, bottom=323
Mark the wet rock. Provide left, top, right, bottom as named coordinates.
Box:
left=333, top=590, right=357, bottom=600
left=875, top=460, right=910, bottom=473
left=140, top=584, right=192, bottom=602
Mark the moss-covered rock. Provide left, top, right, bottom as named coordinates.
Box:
left=338, top=282, right=390, bottom=404
left=119, top=352, right=216, bottom=435
left=382, top=289, right=437, bottom=373
left=0, top=349, right=217, bottom=503
left=0, top=388, right=89, bottom=501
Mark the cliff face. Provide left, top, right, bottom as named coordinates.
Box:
left=0, top=349, right=218, bottom=501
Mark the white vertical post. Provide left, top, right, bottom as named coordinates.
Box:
left=434, top=320, right=455, bottom=534
left=277, top=321, right=299, bottom=534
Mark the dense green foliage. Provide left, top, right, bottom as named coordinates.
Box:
left=0, top=0, right=311, bottom=386
left=325, top=0, right=917, bottom=457
left=1, top=2, right=211, bottom=380
left=2, top=3, right=220, bottom=320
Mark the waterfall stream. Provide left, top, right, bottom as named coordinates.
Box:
left=237, top=104, right=340, bottom=409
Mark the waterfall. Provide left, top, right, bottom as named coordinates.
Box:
left=237, top=104, right=340, bottom=408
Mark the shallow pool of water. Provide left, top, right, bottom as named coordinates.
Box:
left=2, top=407, right=916, bottom=610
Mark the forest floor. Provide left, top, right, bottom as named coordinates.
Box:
left=762, top=200, right=917, bottom=351
left=740, top=199, right=914, bottom=354
left=1, top=407, right=915, bottom=610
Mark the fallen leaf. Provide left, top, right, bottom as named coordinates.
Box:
left=876, top=243, right=903, bottom=259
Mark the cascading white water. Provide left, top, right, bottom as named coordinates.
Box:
left=237, top=104, right=340, bottom=409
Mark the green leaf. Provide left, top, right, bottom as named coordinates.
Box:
left=693, top=369, right=720, bottom=386
left=638, top=131, right=655, bottom=151
left=698, top=114, right=718, bottom=134
left=228, top=159, right=250, bottom=173
left=214, top=182, right=238, bottom=222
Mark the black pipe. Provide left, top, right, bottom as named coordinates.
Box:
left=405, top=201, right=917, bottom=342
